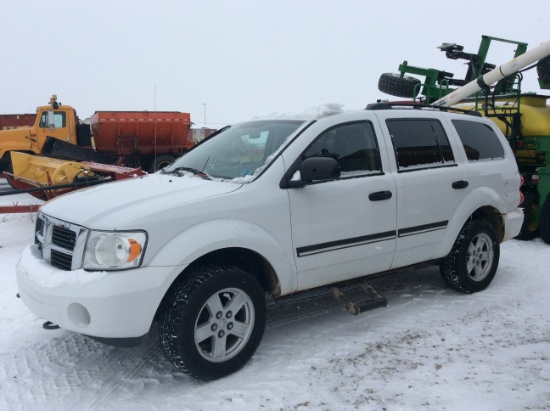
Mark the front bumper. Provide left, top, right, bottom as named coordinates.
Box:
left=16, top=245, right=185, bottom=339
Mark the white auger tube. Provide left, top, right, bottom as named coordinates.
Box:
left=431, top=39, right=550, bottom=107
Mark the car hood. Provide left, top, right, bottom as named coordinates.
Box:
left=40, top=173, right=242, bottom=228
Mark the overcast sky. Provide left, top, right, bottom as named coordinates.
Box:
left=1, top=0, right=549, bottom=128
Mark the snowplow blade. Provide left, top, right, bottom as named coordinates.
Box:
left=8, top=151, right=98, bottom=201
left=11, top=151, right=93, bottom=187
left=6, top=152, right=146, bottom=201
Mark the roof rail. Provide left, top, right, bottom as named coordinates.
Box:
left=365, top=102, right=482, bottom=116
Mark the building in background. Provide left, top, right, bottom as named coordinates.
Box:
left=0, top=114, right=35, bottom=130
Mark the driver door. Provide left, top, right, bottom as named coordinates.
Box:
left=34, top=109, right=72, bottom=152
left=284, top=121, right=397, bottom=292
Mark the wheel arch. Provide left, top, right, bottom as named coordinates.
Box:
left=470, top=206, right=505, bottom=242
left=438, top=201, right=505, bottom=259
left=180, top=247, right=279, bottom=294
left=147, top=219, right=295, bottom=288
left=448, top=186, right=509, bottom=244
left=153, top=247, right=278, bottom=319
left=148, top=219, right=295, bottom=321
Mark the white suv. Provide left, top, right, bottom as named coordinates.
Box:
left=16, top=104, right=523, bottom=380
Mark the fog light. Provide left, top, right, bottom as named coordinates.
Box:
left=67, top=303, right=91, bottom=328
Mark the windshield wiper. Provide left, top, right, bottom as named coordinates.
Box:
left=164, top=167, right=211, bottom=180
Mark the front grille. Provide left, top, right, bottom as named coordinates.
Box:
left=51, top=249, right=73, bottom=271
left=35, top=217, right=44, bottom=245
left=36, top=218, right=44, bottom=236
left=35, top=212, right=87, bottom=271
left=52, top=226, right=77, bottom=250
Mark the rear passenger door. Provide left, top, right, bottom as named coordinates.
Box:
left=383, top=116, right=471, bottom=268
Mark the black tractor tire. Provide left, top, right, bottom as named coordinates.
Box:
left=539, top=196, right=550, bottom=244
left=378, top=73, right=421, bottom=98
left=515, top=191, right=539, bottom=240
left=151, top=154, right=175, bottom=172
left=439, top=220, right=500, bottom=293
left=158, top=265, right=266, bottom=381
left=537, top=56, right=550, bottom=83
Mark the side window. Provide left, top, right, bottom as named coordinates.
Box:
left=303, top=122, right=382, bottom=176
left=387, top=119, right=454, bottom=170
left=39, top=111, right=66, bottom=128
left=452, top=120, right=505, bottom=161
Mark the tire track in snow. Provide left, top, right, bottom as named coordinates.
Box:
left=0, top=268, right=441, bottom=409
left=0, top=329, right=174, bottom=411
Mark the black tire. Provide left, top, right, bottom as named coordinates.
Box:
left=151, top=154, right=175, bottom=172
left=378, top=73, right=421, bottom=98
left=439, top=220, right=500, bottom=293
left=539, top=196, right=550, bottom=244
left=515, top=191, right=539, bottom=240
left=158, top=265, right=266, bottom=381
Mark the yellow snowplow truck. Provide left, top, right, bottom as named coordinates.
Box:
left=0, top=95, right=83, bottom=173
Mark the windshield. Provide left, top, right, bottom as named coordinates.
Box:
left=163, top=119, right=307, bottom=182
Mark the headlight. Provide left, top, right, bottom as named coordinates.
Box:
left=83, top=231, right=147, bottom=270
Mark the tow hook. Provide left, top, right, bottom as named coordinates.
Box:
left=43, top=321, right=60, bottom=330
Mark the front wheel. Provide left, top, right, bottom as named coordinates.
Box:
left=439, top=220, right=500, bottom=293
left=158, top=266, right=266, bottom=381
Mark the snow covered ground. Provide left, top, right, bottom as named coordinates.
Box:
left=1, top=185, right=549, bottom=411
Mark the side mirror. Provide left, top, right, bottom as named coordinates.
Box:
left=287, top=157, right=340, bottom=188
left=47, top=110, right=56, bottom=131
left=301, top=157, right=340, bottom=181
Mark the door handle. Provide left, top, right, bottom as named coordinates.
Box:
left=452, top=180, right=469, bottom=189
left=369, top=190, right=393, bottom=201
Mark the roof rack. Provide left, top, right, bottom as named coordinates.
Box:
left=365, top=102, right=482, bottom=117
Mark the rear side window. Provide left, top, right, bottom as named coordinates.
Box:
left=386, top=119, right=454, bottom=170
left=452, top=120, right=505, bottom=161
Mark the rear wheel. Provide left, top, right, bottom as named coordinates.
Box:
left=158, top=265, right=266, bottom=381
left=151, top=154, right=175, bottom=172
left=439, top=220, right=500, bottom=293
left=539, top=196, right=550, bottom=244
